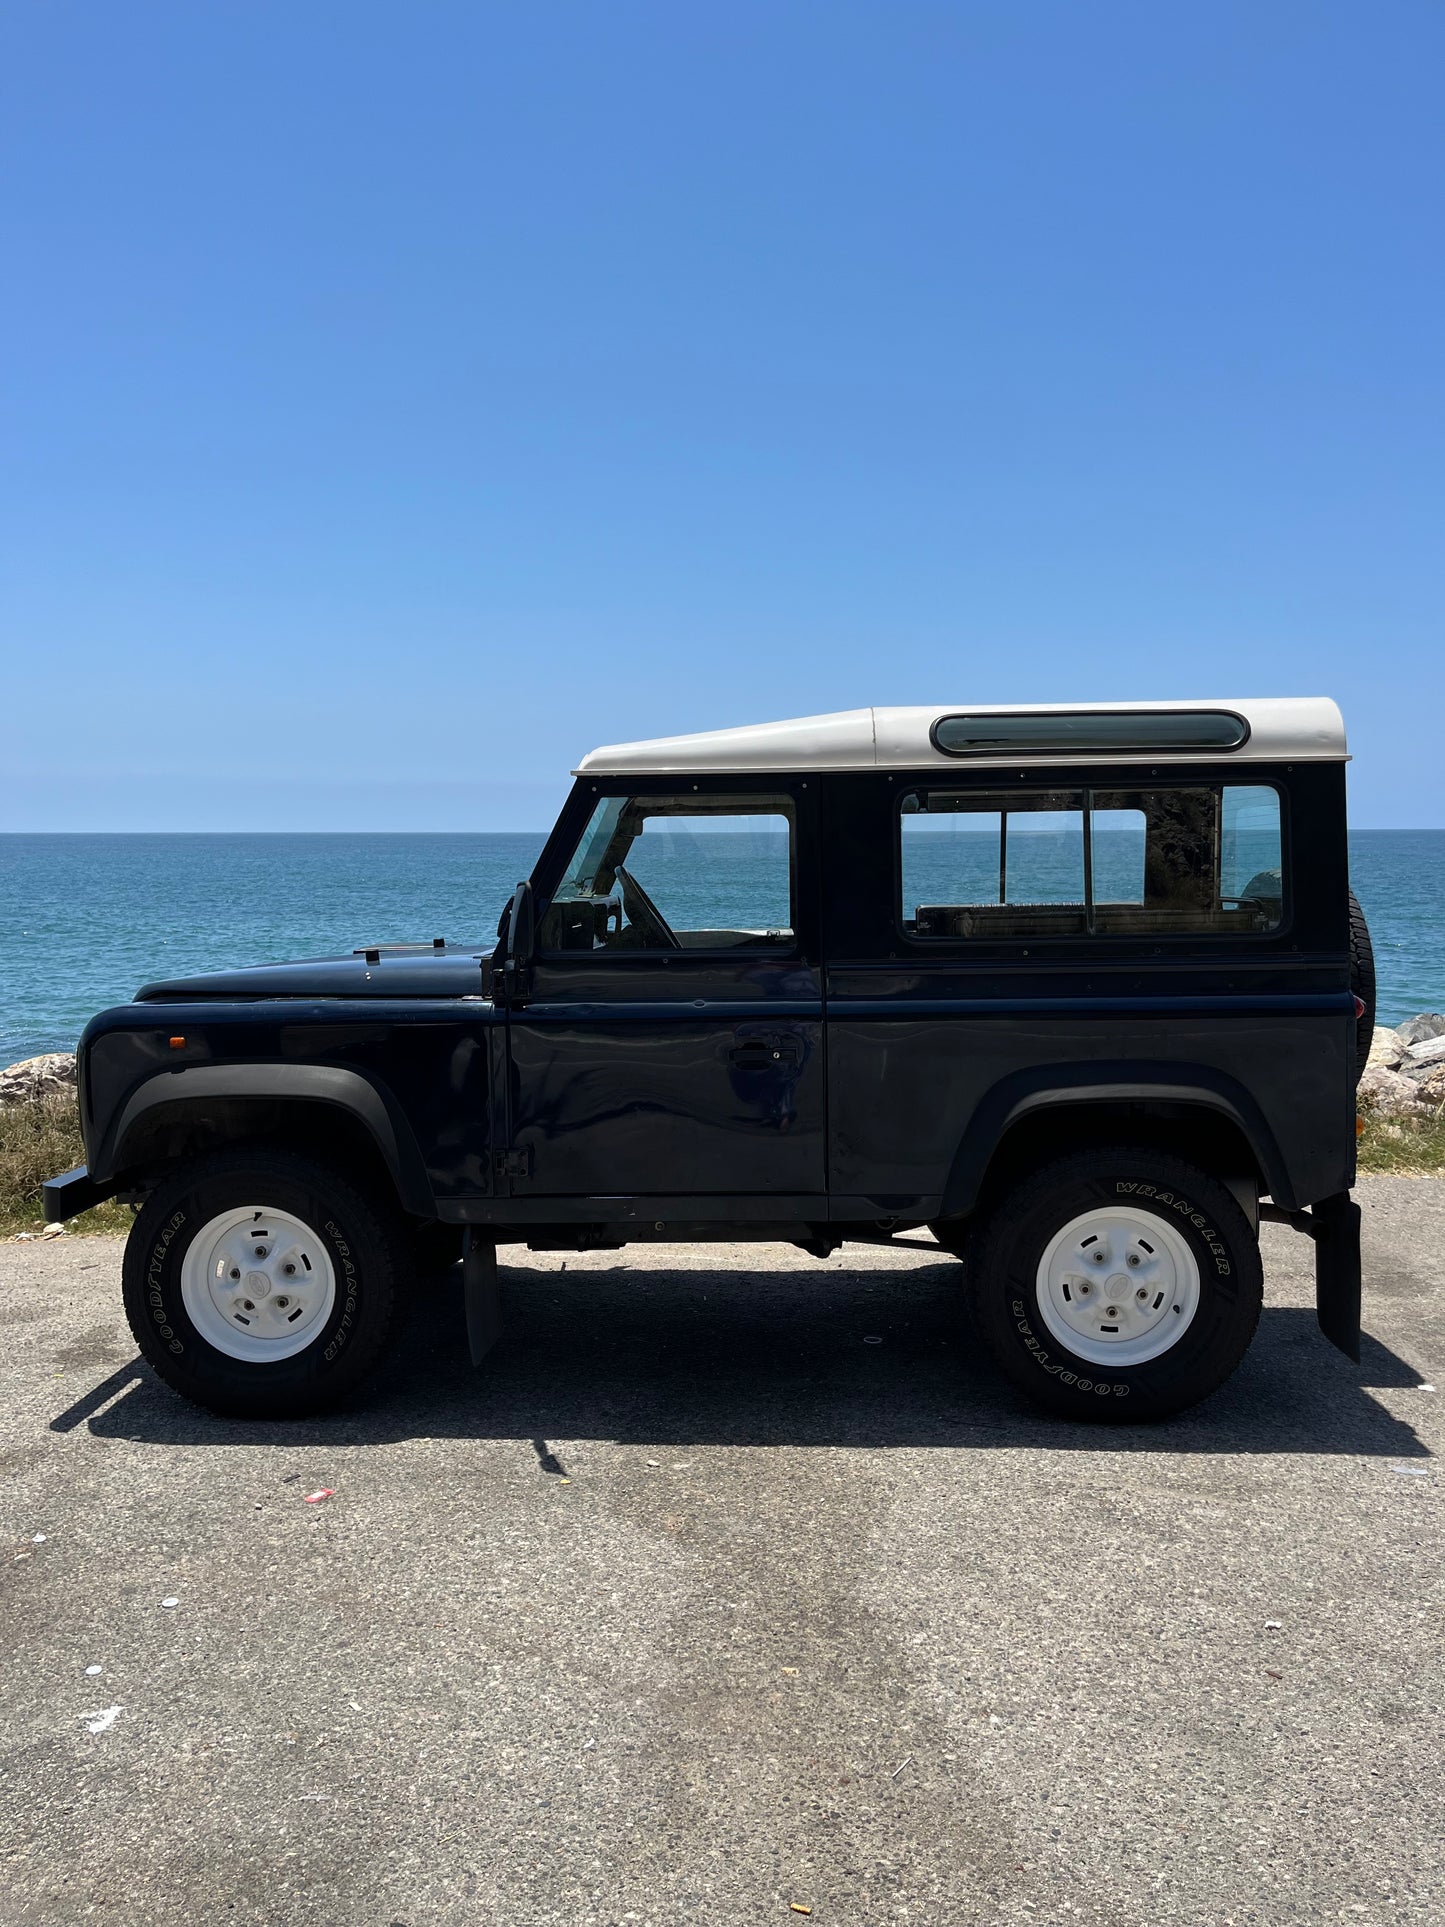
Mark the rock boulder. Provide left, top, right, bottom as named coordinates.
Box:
left=1366, top=1026, right=1405, bottom=1071
left=1401, top=1035, right=1445, bottom=1079
left=1357, top=1066, right=1430, bottom=1118
left=0, top=1053, right=78, bottom=1107
left=1396, top=1013, right=1445, bottom=1047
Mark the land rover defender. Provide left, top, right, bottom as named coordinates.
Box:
left=46, top=699, right=1371, bottom=1423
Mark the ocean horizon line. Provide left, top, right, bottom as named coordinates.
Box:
left=5, top=825, right=1445, bottom=839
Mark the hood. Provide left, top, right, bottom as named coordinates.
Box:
left=133, top=940, right=491, bottom=1004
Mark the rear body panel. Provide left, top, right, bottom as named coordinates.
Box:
left=820, top=760, right=1355, bottom=1216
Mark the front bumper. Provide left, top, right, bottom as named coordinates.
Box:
left=43, top=1165, right=118, bottom=1223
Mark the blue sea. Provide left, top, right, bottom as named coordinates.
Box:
left=1, top=829, right=1441, bottom=1063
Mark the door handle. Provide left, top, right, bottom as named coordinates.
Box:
left=730, top=1038, right=802, bottom=1068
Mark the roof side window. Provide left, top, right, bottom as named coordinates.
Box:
left=899, top=784, right=1283, bottom=940
left=539, top=794, right=796, bottom=954
left=931, top=709, right=1250, bottom=755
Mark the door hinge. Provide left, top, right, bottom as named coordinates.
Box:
left=494, top=1147, right=533, bottom=1180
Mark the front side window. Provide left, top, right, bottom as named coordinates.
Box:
left=900, top=784, right=1283, bottom=940
left=539, top=794, right=795, bottom=953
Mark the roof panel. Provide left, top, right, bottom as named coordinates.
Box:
left=575, top=698, right=1346, bottom=775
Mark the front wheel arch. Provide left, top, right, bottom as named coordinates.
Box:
left=105, top=1080, right=433, bottom=1218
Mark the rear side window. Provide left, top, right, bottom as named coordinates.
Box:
left=899, top=784, right=1283, bottom=940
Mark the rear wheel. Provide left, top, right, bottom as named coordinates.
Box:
left=970, top=1146, right=1262, bottom=1421
left=122, top=1149, right=405, bottom=1418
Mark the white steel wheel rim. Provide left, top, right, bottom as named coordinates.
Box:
left=180, top=1206, right=337, bottom=1363
left=1035, top=1205, right=1202, bottom=1368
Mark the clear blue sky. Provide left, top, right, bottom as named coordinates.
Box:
left=2, top=1, right=1441, bottom=830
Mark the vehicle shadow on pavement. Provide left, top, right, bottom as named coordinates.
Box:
left=61, top=1257, right=1432, bottom=1459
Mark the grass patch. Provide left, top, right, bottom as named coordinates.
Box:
left=1357, top=1112, right=1445, bottom=1177
left=0, top=1091, right=132, bottom=1238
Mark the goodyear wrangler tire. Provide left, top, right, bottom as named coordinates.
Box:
left=122, top=1149, right=404, bottom=1418
left=971, top=1147, right=1263, bottom=1422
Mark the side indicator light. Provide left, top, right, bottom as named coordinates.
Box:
left=1353, top=995, right=1366, bottom=1020
left=1356, top=1115, right=1365, bottom=1138
left=169, top=1036, right=186, bottom=1050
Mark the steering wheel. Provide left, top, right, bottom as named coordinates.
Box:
left=614, top=865, right=681, bottom=950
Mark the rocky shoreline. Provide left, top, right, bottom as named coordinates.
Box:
left=1361, top=1014, right=1445, bottom=1117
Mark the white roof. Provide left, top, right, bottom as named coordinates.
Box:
left=575, top=698, right=1347, bottom=776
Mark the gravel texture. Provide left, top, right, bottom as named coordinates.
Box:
left=2, top=1180, right=1443, bottom=1926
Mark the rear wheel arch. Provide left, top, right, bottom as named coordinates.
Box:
left=939, top=1077, right=1282, bottom=1231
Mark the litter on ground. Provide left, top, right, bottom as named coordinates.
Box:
left=303, top=1488, right=334, bottom=1504
left=81, top=1706, right=122, bottom=1734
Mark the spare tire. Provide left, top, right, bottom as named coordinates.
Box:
left=1348, top=888, right=1375, bottom=1081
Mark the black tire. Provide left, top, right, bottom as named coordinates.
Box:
left=1348, top=888, right=1376, bottom=1080
left=970, top=1146, right=1263, bottom=1422
left=122, top=1149, right=406, bottom=1418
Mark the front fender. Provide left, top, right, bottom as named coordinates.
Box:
left=97, top=1062, right=435, bottom=1217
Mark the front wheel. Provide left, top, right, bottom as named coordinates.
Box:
left=970, top=1147, right=1263, bottom=1422
left=122, top=1149, right=405, bottom=1418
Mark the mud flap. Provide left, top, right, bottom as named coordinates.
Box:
left=463, top=1230, right=503, bottom=1366
left=1313, top=1192, right=1362, bottom=1361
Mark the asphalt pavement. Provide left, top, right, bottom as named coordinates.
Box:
left=2, top=1178, right=1443, bottom=1926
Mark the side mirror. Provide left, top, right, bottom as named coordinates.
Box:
left=485, top=881, right=534, bottom=1006
left=507, top=880, right=535, bottom=966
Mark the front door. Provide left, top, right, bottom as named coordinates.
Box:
left=502, top=779, right=825, bottom=1205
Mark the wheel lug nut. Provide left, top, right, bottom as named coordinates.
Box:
left=242, top=1300, right=254, bottom=1311
left=1136, top=1288, right=1148, bottom=1301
